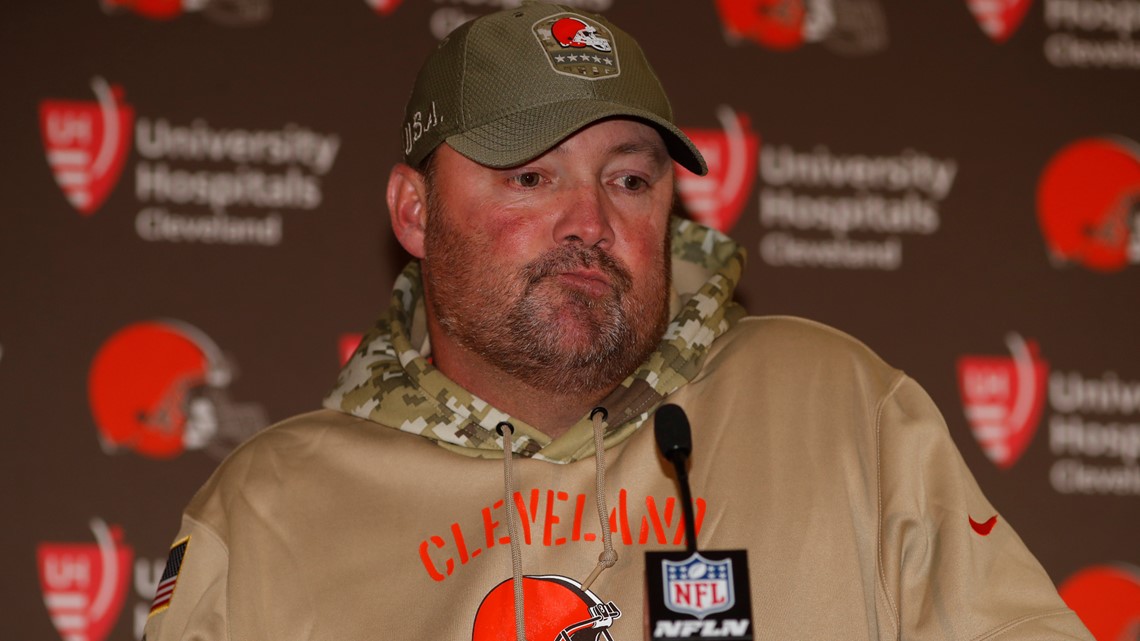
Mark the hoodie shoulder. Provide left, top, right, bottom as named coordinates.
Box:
left=697, top=315, right=903, bottom=395
left=181, top=409, right=405, bottom=535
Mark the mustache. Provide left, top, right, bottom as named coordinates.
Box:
left=520, top=244, right=633, bottom=293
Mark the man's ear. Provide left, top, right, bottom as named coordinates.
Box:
left=387, top=163, right=429, bottom=258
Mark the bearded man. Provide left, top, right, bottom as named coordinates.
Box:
left=145, top=3, right=1092, bottom=641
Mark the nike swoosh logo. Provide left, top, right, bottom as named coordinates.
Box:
left=970, top=515, right=998, bottom=536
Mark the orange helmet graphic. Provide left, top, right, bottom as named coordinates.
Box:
left=551, top=17, right=612, bottom=52
left=88, top=320, right=230, bottom=459
left=472, top=575, right=621, bottom=641
left=716, top=0, right=808, bottom=50
left=1037, top=137, right=1140, bottom=273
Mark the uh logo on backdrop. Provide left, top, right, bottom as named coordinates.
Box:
left=40, top=77, right=133, bottom=217
left=964, top=0, right=1140, bottom=69
left=957, top=332, right=1140, bottom=496
left=39, top=76, right=342, bottom=246
left=38, top=519, right=186, bottom=641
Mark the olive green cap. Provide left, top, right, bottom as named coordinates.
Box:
left=400, top=1, right=707, bottom=176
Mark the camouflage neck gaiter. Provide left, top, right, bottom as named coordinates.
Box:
left=324, top=217, right=745, bottom=464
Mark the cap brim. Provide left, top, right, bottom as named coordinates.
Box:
left=445, top=99, right=708, bottom=176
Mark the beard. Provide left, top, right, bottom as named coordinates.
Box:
left=420, top=198, right=671, bottom=396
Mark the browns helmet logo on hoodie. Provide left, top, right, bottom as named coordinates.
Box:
left=472, top=575, right=622, bottom=640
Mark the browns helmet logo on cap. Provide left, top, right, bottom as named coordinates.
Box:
left=533, top=13, right=620, bottom=79
left=551, top=16, right=612, bottom=51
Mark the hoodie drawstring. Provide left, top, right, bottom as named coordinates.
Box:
left=497, top=421, right=527, bottom=641
left=581, top=407, right=617, bottom=591
left=497, top=408, right=617, bottom=640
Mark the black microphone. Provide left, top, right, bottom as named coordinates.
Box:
left=654, top=404, right=698, bottom=553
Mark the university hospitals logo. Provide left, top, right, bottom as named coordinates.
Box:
left=1059, top=564, right=1140, bottom=641
left=37, top=519, right=133, bottom=641
left=1037, top=137, right=1140, bottom=273
left=88, top=320, right=267, bottom=459
left=678, top=107, right=759, bottom=234
left=715, top=0, right=888, bottom=56
left=1043, top=0, right=1140, bottom=69
left=960, top=336, right=1140, bottom=494
left=662, top=554, right=736, bottom=619
left=957, top=333, right=1050, bottom=468
left=39, top=78, right=134, bottom=216
left=966, top=0, right=1033, bottom=42
left=40, top=78, right=340, bottom=246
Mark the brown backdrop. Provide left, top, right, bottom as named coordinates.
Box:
left=3, top=1, right=1138, bottom=640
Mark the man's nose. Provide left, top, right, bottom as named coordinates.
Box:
left=552, top=181, right=614, bottom=248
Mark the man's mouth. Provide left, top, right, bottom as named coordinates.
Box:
left=555, top=269, right=612, bottom=297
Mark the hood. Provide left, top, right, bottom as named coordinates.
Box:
left=323, top=217, right=745, bottom=464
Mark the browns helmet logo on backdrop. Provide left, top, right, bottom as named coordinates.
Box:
left=677, top=107, right=759, bottom=234
left=1059, top=564, right=1140, bottom=641
left=37, top=518, right=133, bottom=641
left=715, top=0, right=888, bottom=56
left=101, top=0, right=272, bottom=26
left=39, top=77, right=134, bottom=216
left=425, top=0, right=615, bottom=39
left=1037, top=137, right=1140, bottom=273
left=88, top=320, right=267, bottom=460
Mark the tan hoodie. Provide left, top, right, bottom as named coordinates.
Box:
left=145, top=218, right=1091, bottom=641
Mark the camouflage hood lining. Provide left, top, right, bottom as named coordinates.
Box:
left=323, top=217, right=745, bottom=464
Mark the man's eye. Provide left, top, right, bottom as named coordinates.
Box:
left=618, top=175, right=647, bottom=191
left=513, top=172, right=543, bottom=188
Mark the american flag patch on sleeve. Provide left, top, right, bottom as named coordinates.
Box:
left=149, top=536, right=190, bottom=617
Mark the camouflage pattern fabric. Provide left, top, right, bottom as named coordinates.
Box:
left=323, top=217, right=745, bottom=463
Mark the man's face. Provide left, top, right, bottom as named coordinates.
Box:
left=420, top=119, right=675, bottom=395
